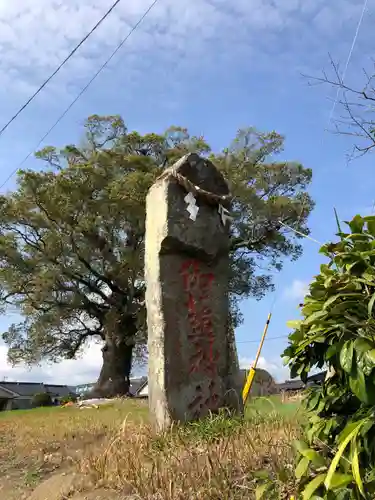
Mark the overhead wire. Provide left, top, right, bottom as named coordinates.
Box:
left=326, top=0, right=369, bottom=129
left=0, top=0, right=123, bottom=139
left=237, top=335, right=288, bottom=344
left=279, top=0, right=369, bottom=247
left=0, top=0, right=160, bottom=191
left=0, top=0, right=368, bottom=355
left=241, top=0, right=369, bottom=354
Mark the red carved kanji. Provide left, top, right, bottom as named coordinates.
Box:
left=180, top=259, right=220, bottom=415
left=188, top=381, right=220, bottom=417
left=205, top=380, right=219, bottom=410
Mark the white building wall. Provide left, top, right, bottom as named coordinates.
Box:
left=138, top=383, right=148, bottom=397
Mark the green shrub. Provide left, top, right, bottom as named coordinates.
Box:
left=60, top=394, right=77, bottom=405
left=31, top=392, right=52, bottom=408
left=282, top=214, right=375, bottom=499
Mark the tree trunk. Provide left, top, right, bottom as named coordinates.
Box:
left=90, top=336, right=134, bottom=398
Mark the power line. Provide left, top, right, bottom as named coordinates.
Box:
left=278, top=220, right=322, bottom=246
left=281, top=0, right=369, bottom=245
left=0, top=0, right=123, bottom=139
left=326, top=0, right=369, bottom=128
left=236, top=335, right=288, bottom=344
left=248, top=4, right=369, bottom=367
left=252, top=6, right=369, bottom=356
left=0, top=0, right=160, bottom=191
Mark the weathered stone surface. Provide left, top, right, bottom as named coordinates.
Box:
left=145, top=153, right=243, bottom=431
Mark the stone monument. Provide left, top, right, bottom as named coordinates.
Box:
left=145, top=153, right=243, bottom=431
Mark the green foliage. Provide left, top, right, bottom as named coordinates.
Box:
left=179, top=408, right=245, bottom=442
left=254, top=466, right=297, bottom=500
left=31, top=392, right=52, bottom=408
left=60, top=394, right=77, bottom=404
left=283, top=214, right=375, bottom=499
left=0, top=115, right=313, bottom=376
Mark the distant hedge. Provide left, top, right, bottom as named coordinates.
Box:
left=60, top=394, right=77, bottom=405
left=31, top=392, right=52, bottom=407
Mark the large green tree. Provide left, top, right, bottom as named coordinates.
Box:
left=0, top=115, right=313, bottom=397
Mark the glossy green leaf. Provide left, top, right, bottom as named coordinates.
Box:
left=347, top=260, right=368, bottom=275
left=294, top=332, right=335, bottom=355
left=295, top=456, right=310, bottom=479
left=328, top=473, right=353, bottom=489
left=368, top=349, right=375, bottom=363
left=369, top=292, right=375, bottom=318
left=338, top=421, right=364, bottom=444
left=306, top=392, right=320, bottom=411
left=334, top=208, right=342, bottom=233
left=356, top=352, right=374, bottom=376
left=287, top=320, right=302, bottom=330
left=349, top=370, right=368, bottom=403
left=255, top=482, right=271, bottom=500
left=324, top=293, right=363, bottom=310
left=351, top=438, right=365, bottom=497
left=345, top=233, right=369, bottom=241
left=354, top=338, right=373, bottom=353
left=252, top=470, right=270, bottom=480
left=303, top=449, right=326, bottom=467
left=294, top=440, right=310, bottom=453
left=367, top=219, right=375, bottom=236
left=325, top=420, right=364, bottom=490
left=326, top=343, right=340, bottom=359
left=302, top=474, right=326, bottom=500
left=303, top=310, right=327, bottom=325
left=349, top=215, right=365, bottom=232
left=340, top=341, right=354, bottom=373
left=289, top=329, right=304, bottom=342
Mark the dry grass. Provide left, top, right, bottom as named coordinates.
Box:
left=0, top=396, right=302, bottom=499
left=0, top=399, right=148, bottom=498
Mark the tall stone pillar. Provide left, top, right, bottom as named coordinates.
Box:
left=145, top=153, right=243, bottom=431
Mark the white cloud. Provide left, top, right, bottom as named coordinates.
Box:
left=283, top=279, right=309, bottom=302
left=0, top=339, right=290, bottom=386
left=239, top=355, right=290, bottom=382
left=0, top=341, right=104, bottom=386
left=0, top=0, right=372, bottom=111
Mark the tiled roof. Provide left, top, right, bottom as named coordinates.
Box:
left=45, top=385, right=76, bottom=397
left=130, top=377, right=147, bottom=395
left=307, top=371, right=326, bottom=383
left=0, top=382, right=75, bottom=397
left=277, top=380, right=305, bottom=391
left=0, top=382, right=45, bottom=397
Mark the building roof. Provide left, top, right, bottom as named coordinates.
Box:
left=307, top=371, right=326, bottom=383
left=0, top=382, right=46, bottom=397
left=277, top=380, right=305, bottom=391
left=130, top=377, right=147, bottom=396
left=0, top=382, right=75, bottom=398
left=45, top=385, right=76, bottom=397
left=0, top=385, right=18, bottom=397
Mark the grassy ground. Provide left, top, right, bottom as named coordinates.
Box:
left=246, top=394, right=301, bottom=418
left=0, top=396, right=302, bottom=499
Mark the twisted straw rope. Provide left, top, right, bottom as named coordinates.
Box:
left=157, top=157, right=232, bottom=207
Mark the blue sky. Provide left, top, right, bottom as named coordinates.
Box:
left=0, top=0, right=374, bottom=384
